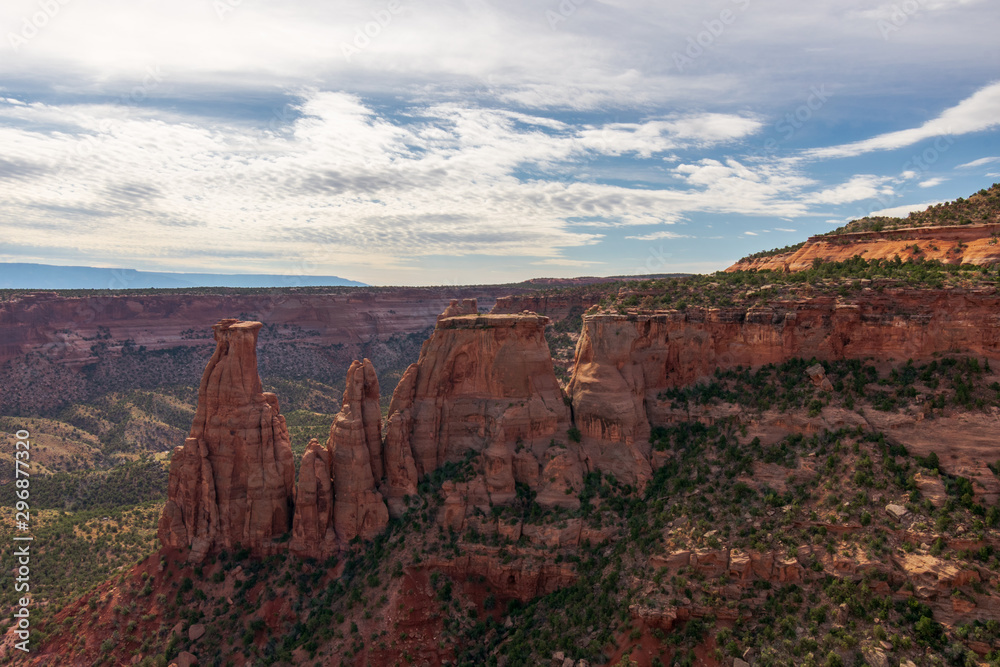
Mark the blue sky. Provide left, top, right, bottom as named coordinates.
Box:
left=1, top=0, right=998, bottom=285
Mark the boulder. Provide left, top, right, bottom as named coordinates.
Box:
left=885, top=503, right=909, bottom=521
left=170, top=652, right=198, bottom=667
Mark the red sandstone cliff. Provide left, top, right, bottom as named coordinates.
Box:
left=569, top=287, right=1000, bottom=489
left=162, top=288, right=1000, bottom=559
left=290, top=439, right=336, bottom=558
left=727, top=223, right=1000, bottom=272
left=383, top=300, right=583, bottom=523
left=158, top=319, right=295, bottom=561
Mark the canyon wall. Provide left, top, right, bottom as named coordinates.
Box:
left=490, top=291, right=609, bottom=321
left=0, top=287, right=511, bottom=414
left=727, top=223, right=1000, bottom=272
left=163, top=288, right=1000, bottom=559
left=569, top=287, right=1000, bottom=488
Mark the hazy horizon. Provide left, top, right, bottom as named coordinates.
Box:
left=2, top=0, right=999, bottom=285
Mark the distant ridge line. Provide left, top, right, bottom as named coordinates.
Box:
left=0, top=262, right=367, bottom=289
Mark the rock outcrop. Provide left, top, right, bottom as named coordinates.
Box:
left=569, top=289, right=1000, bottom=488
left=383, top=301, right=582, bottom=523
left=726, top=223, right=1000, bottom=272
left=158, top=319, right=295, bottom=561
left=328, top=359, right=389, bottom=544
left=289, top=439, right=336, bottom=558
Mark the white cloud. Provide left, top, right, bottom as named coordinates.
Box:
left=957, top=156, right=1000, bottom=168
left=2, top=0, right=999, bottom=281
left=807, top=81, right=1000, bottom=159
left=866, top=202, right=942, bottom=218
left=744, top=231, right=758, bottom=236
left=774, top=227, right=798, bottom=232
left=804, top=175, right=895, bottom=205
left=624, top=231, right=692, bottom=241
left=0, top=93, right=781, bottom=280
left=919, top=177, right=946, bottom=188
left=575, top=114, right=762, bottom=158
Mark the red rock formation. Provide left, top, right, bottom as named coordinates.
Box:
left=158, top=319, right=295, bottom=561
left=383, top=301, right=581, bottom=520
left=381, top=405, right=419, bottom=518
left=569, top=288, right=1000, bottom=488
left=726, top=223, right=1000, bottom=272
left=329, top=359, right=389, bottom=543
left=0, top=288, right=517, bottom=369
left=438, top=298, right=478, bottom=322
left=289, top=439, right=336, bottom=558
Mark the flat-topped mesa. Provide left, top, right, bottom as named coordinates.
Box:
left=569, top=290, right=1000, bottom=489
left=383, top=301, right=580, bottom=524
left=158, top=319, right=295, bottom=562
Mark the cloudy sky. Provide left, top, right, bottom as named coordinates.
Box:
left=1, top=0, right=998, bottom=285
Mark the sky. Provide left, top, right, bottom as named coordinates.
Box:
left=1, top=0, right=999, bottom=286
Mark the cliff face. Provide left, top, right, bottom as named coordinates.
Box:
left=158, top=319, right=295, bottom=561
left=387, top=304, right=571, bottom=476
left=0, top=287, right=521, bottom=415
left=383, top=301, right=582, bottom=520
left=727, top=223, right=1000, bottom=272
left=570, top=287, right=1000, bottom=487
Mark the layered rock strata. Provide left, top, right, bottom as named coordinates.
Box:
left=158, top=319, right=295, bottom=561
left=569, top=288, right=1000, bottom=489
left=383, top=301, right=583, bottom=529
left=726, top=223, right=1000, bottom=272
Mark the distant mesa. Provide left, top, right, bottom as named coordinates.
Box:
left=0, top=262, right=366, bottom=289
left=728, top=183, right=1000, bottom=272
